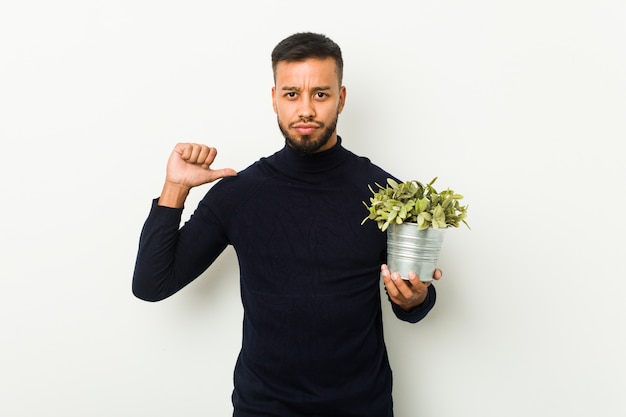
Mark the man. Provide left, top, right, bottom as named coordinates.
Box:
left=133, top=32, right=441, bottom=417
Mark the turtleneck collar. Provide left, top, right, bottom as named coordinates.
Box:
left=271, top=136, right=350, bottom=180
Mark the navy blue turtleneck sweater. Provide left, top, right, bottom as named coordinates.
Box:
left=133, top=138, right=436, bottom=416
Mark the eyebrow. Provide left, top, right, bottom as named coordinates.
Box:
left=281, top=86, right=332, bottom=93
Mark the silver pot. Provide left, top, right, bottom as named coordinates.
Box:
left=387, top=223, right=446, bottom=282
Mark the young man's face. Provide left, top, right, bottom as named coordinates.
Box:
left=272, top=57, right=346, bottom=154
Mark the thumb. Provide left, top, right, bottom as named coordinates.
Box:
left=209, top=167, right=238, bottom=180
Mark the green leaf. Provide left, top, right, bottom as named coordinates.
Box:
left=361, top=177, right=470, bottom=230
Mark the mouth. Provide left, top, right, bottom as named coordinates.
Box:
left=292, top=123, right=320, bottom=136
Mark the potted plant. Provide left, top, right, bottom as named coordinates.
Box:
left=361, top=177, right=469, bottom=282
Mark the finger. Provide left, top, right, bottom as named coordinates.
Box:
left=196, top=145, right=211, bottom=166
left=408, top=272, right=430, bottom=290
left=176, top=143, right=208, bottom=164
left=381, top=266, right=400, bottom=298
left=433, top=268, right=443, bottom=281
left=176, top=143, right=193, bottom=160
left=380, top=264, right=392, bottom=286
left=200, top=146, right=218, bottom=168
left=393, top=272, right=415, bottom=300
left=189, top=144, right=211, bottom=164
left=208, top=167, right=238, bottom=180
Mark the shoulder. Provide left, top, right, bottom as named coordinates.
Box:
left=198, top=157, right=275, bottom=212
left=342, top=147, right=399, bottom=185
left=206, top=159, right=270, bottom=195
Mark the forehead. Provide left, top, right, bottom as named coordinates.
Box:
left=274, top=58, right=340, bottom=89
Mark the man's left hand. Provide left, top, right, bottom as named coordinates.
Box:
left=381, top=264, right=442, bottom=311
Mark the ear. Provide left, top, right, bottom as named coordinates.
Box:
left=337, top=86, right=346, bottom=114
left=272, top=86, right=278, bottom=114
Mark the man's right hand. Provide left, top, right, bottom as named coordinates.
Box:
left=158, top=143, right=237, bottom=208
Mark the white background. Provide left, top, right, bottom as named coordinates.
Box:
left=2, top=1, right=625, bottom=416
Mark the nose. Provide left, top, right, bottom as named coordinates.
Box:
left=298, top=96, right=316, bottom=120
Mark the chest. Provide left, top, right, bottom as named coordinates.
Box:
left=227, top=181, right=386, bottom=292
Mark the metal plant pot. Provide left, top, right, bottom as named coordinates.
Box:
left=387, top=223, right=446, bottom=282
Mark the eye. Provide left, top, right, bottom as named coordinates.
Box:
left=315, top=92, right=328, bottom=99
left=285, top=92, right=297, bottom=99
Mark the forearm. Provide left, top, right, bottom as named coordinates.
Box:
left=132, top=199, right=227, bottom=301
left=132, top=200, right=186, bottom=301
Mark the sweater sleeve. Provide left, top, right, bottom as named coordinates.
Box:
left=388, top=285, right=437, bottom=323
left=132, top=198, right=229, bottom=302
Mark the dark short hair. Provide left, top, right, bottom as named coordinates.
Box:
left=271, top=32, right=344, bottom=85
